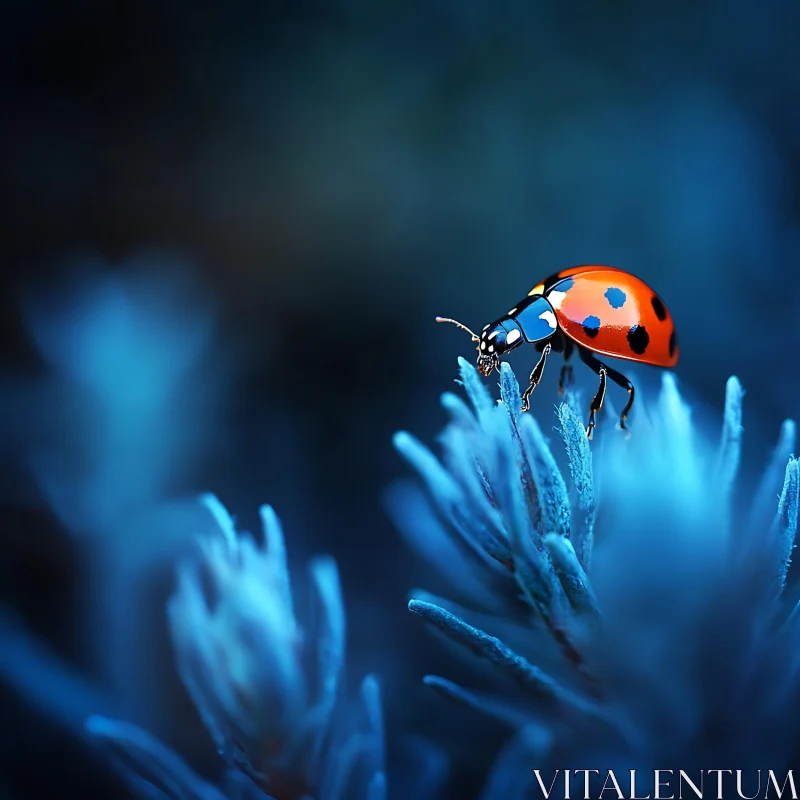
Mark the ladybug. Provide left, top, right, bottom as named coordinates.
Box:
left=436, top=265, right=679, bottom=438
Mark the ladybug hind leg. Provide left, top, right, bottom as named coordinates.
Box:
left=521, top=343, right=552, bottom=412
left=586, top=367, right=607, bottom=440
left=578, top=348, right=635, bottom=438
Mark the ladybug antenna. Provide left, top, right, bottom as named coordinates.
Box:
left=435, top=316, right=479, bottom=342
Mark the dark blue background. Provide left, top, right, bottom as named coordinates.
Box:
left=1, top=1, right=799, bottom=797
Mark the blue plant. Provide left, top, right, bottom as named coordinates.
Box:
left=87, top=495, right=386, bottom=800
left=15, top=257, right=236, bottom=726
left=391, top=358, right=800, bottom=797
left=20, top=255, right=224, bottom=542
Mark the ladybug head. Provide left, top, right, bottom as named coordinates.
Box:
left=476, top=321, right=524, bottom=375
left=476, top=351, right=498, bottom=376
left=436, top=316, right=524, bottom=377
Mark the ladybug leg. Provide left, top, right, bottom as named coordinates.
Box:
left=578, top=348, right=635, bottom=438
left=586, top=368, right=607, bottom=439
left=610, top=373, right=635, bottom=437
left=521, top=343, right=552, bottom=412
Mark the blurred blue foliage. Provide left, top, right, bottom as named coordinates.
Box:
left=7, top=344, right=797, bottom=798
left=19, top=253, right=227, bottom=541
left=391, top=359, right=800, bottom=797
left=8, top=255, right=243, bottom=731
left=85, top=495, right=387, bottom=800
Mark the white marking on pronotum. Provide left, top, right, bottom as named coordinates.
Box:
left=539, top=310, right=557, bottom=329
left=547, top=290, right=567, bottom=309
left=480, top=341, right=486, bottom=350
left=508, top=307, right=518, bottom=315
left=488, top=330, right=499, bottom=340
left=488, top=344, right=495, bottom=352
left=506, top=329, right=521, bottom=344
left=483, top=324, right=490, bottom=331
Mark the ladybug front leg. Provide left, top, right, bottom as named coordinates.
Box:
left=578, top=348, right=636, bottom=438
left=520, top=343, right=552, bottom=412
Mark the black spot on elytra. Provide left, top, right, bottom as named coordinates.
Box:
left=651, top=295, right=667, bottom=321
left=627, top=324, right=650, bottom=354
left=604, top=287, right=626, bottom=309
left=582, top=315, right=601, bottom=338
left=669, top=330, right=677, bottom=357
left=558, top=277, right=575, bottom=292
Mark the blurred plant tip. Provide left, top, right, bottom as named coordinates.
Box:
left=87, top=496, right=385, bottom=800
